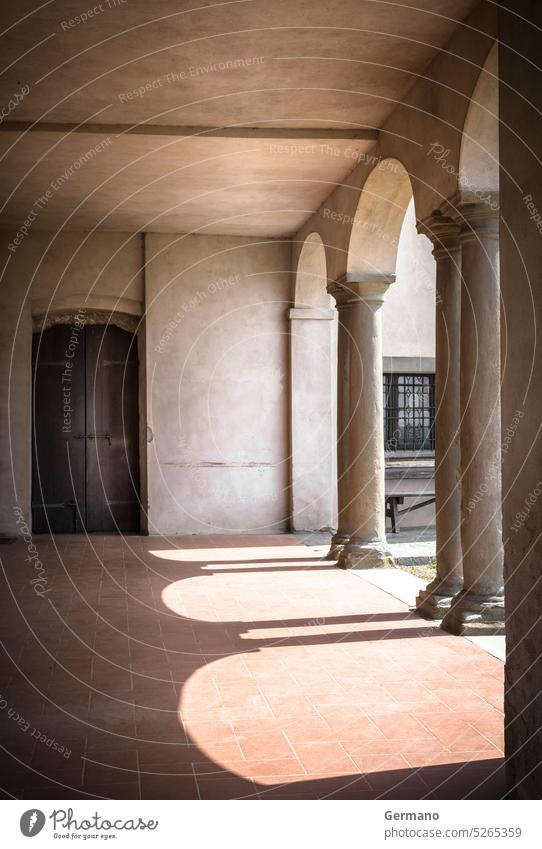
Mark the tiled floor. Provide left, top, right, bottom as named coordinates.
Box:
left=0, top=534, right=505, bottom=799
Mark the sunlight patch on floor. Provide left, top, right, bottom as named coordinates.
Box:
left=149, top=545, right=318, bottom=562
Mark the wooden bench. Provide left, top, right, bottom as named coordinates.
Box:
left=385, top=491, right=435, bottom=533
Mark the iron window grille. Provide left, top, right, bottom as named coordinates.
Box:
left=383, top=373, right=435, bottom=452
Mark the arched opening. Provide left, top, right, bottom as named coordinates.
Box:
left=290, top=233, right=337, bottom=532
left=383, top=199, right=435, bottom=372
left=414, top=43, right=502, bottom=641
left=346, top=160, right=436, bottom=535
left=294, top=232, right=331, bottom=310
left=348, top=158, right=413, bottom=277
left=384, top=199, right=436, bottom=530
left=433, top=41, right=502, bottom=637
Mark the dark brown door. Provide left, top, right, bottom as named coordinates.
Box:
left=32, top=323, right=140, bottom=533
left=85, top=325, right=140, bottom=532
left=32, top=324, right=86, bottom=533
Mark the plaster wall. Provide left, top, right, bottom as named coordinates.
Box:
left=382, top=199, right=435, bottom=360
left=144, top=233, right=291, bottom=535
left=459, top=44, right=499, bottom=191
left=26, top=231, right=144, bottom=317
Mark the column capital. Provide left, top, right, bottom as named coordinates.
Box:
left=417, top=211, right=461, bottom=258
left=327, top=272, right=395, bottom=307
left=442, top=194, right=500, bottom=241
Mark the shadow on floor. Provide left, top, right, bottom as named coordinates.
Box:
left=0, top=534, right=504, bottom=800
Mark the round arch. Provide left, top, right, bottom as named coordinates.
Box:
left=294, top=232, right=331, bottom=309
left=343, top=157, right=437, bottom=532
left=347, top=158, right=413, bottom=276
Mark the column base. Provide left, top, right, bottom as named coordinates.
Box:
left=416, top=576, right=464, bottom=620
left=441, top=589, right=505, bottom=636
left=337, top=540, right=394, bottom=570
left=324, top=533, right=349, bottom=561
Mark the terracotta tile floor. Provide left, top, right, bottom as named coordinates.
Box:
left=0, top=534, right=505, bottom=799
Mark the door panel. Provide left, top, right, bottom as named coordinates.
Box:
left=85, top=325, right=140, bottom=533
left=32, top=325, right=86, bottom=533
left=32, top=323, right=140, bottom=533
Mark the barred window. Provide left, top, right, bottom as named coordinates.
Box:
left=383, top=374, right=435, bottom=452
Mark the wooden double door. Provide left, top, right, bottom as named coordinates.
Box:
left=32, top=323, right=140, bottom=533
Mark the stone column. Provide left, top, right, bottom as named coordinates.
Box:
left=326, top=281, right=351, bottom=559
left=442, top=199, right=504, bottom=635
left=336, top=273, right=394, bottom=569
left=416, top=213, right=463, bottom=617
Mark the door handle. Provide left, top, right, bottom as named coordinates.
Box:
left=89, top=434, right=112, bottom=446
left=73, top=434, right=112, bottom=445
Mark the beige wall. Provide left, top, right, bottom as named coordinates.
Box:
left=144, top=233, right=291, bottom=535
left=382, top=199, right=435, bottom=360
left=0, top=229, right=292, bottom=537
left=24, top=231, right=144, bottom=317
left=0, top=230, right=144, bottom=536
